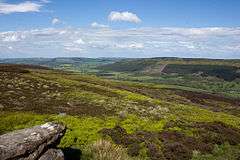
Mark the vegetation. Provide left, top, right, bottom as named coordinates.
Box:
left=97, top=58, right=240, bottom=98
left=83, top=139, right=132, bottom=160
left=0, top=59, right=240, bottom=160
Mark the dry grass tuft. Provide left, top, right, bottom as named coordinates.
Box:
left=89, top=139, right=130, bottom=160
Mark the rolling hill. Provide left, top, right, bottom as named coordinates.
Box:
left=1, top=63, right=240, bottom=159
left=96, top=58, right=240, bottom=98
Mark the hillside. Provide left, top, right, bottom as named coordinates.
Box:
left=96, top=58, right=240, bottom=98
left=98, top=58, right=240, bottom=79
left=0, top=57, right=120, bottom=73
left=1, top=64, right=240, bottom=159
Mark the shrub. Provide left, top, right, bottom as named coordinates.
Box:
left=85, top=139, right=131, bottom=160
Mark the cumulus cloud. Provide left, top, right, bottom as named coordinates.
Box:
left=52, top=18, right=61, bottom=25
left=0, top=1, right=42, bottom=14
left=108, top=11, right=141, bottom=23
left=1, top=27, right=240, bottom=58
left=91, top=22, right=109, bottom=28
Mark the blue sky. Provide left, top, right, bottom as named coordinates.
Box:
left=0, top=0, right=240, bottom=58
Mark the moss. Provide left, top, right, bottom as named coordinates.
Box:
left=0, top=112, right=48, bottom=134
left=169, top=104, right=240, bottom=129
left=63, top=90, right=108, bottom=105
left=1, top=109, right=240, bottom=160
left=114, top=90, right=152, bottom=102
left=120, top=114, right=166, bottom=133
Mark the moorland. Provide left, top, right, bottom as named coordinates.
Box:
left=0, top=57, right=240, bottom=160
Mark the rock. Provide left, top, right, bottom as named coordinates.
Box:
left=19, top=96, right=26, bottom=100
left=39, top=149, right=64, bottom=160
left=7, top=84, right=13, bottom=89
left=0, top=122, right=66, bottom=160
left=6, top=90, right=15, bottom=94
left=43, top=85, right=49, bottom=89
left=0, top=104, right=4, bottom=109
left=59, top=113, right=66, bottom=116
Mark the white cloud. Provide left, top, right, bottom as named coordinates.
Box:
left=0, top=1, right=42, bottom=14
left=74, top=38, right=85, bottom=45
left=108, top=11, right=141, bottom=23
left=91, top=22, right=109, bottom=28
left=64, top=47, right=83, bottom=52
left=114, top=43, right=144, bottom=50
left=39, top=0, right=51, bottom=3
left=129, top=43, right=144, bottom=49
left=1, top=27, right=240, bottom=58
left=52, top=18, right=61, bottom=25
left=2, top=35, right=20, bottom=42
left=1, top=32, right=26, bottom=42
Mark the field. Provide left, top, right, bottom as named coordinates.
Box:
left=0, top=58, right=240, bottom=160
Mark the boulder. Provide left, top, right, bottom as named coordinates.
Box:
left=39, top=149, right=64, bottom=160
left=0, top=122, right=66, bottom=160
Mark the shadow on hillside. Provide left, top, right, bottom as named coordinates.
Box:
left=62, top=147, right=82, bottom=160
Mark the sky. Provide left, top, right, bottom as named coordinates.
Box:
left=0, top=0, right=240, bottom=58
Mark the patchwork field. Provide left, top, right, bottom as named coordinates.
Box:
left=0, top=61, right=240, bottom=160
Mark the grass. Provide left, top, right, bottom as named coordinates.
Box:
left=1, top=102, right=240, bottom=159
left=0, top=112, right=49, bottom=134
left=1, top=64, right=240, bottom=160
left=82, top=139, right=132, bottom=160
left=169, top=104, right=240, bottom=128
left=192, top=143, right=240, bottom=160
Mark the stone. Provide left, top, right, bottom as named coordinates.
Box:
left=0, top=104, right=4, bottom=109
left=0, top=122, right=66, bottom=160
left=43, top=85, right=49, bottom=89
left=39, top=149, right=64, bottom=160
left=7, top=84, right=13, bottom=89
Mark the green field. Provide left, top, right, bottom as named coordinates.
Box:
left=0, top=58, right=240, bottom=160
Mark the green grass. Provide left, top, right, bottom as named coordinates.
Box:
left=0, top=112, right=166, bottom=147
left=1, top=63, right=240, bottom=160
left=0, top=112, right=49, bottom=134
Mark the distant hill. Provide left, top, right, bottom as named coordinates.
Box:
left=98, top=57, right=240, bottom=81
left=1, top=57, right=240, bottom=96
left=0, top=57, right=123, bottom=74
left=0, top=57, right=121, bottom=68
